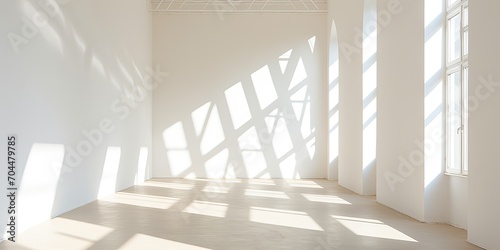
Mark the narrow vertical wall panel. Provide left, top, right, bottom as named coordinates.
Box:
left=329, top=0, right=364, bottom=194
left=327, top=16, right=340, bottom=181
left=362, top=0, right=378, bottom=195
left=423, top=0, right=450, bottom=225
left=468, top=1, right=500, bottom=249
left=376, top=0, right=425, bottom=221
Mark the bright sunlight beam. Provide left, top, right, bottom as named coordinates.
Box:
left=183, top=201, right=228, bottom=218
left=139, top=181, right=194, bottom=190
left=301, top=194, right=352, bottom=205
left=199, top=104, right=225, bottom=155
left=119, top=233, right=210, bottom=250
left=101, top=192, right=179, bottom=210
left=163, top=122, right=192, bottom=176
left=245, top=189, right=290, bottom=199
left=333, top=215, right=418, bottom=242
left=17, top=218, right=113, bottom=250
left=135, top=147, right=149, bottom=185
left=98, top=147, right=122, bottom=199
left=250, top=207, right=324, bottom=231
left=18, top=143, right=64, bottom=233
left=251, top=65, right=278, bottom=110
left=289, top=57, right=308, bottom=90
left=225, top=82, right=252, bottom=130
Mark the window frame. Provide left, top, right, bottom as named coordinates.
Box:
left=445, top=0, right=468, bottom=176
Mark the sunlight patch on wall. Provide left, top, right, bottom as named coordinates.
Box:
left=204, top=149, right=229, bottom=178
left=18, top=143, right=65, bottom=233
left=242, top=151, right=267, bottom=178
left=265, top=110, right=293, bottom=159
left=290, top=85, right=312, bottom=139
left=224, top=161, right=238, bottom=179
left=98, top=147, right=122, bottom=199
left=251, top=65, right=278, bottom=110
left=425, top=82, right=443, bottom=120
left=305, top=137, right=316, bottom=159
left=135, top=147, right=149, bottom=184
left=164, top=122, right=188, bottom=148
left=308, top=36, right=317, bottom=53
left=362, top=96, right=377, bottom=170
left=191, top=102, right=211, bottom=136
left=289, top=57, right=308, bottom=90
left=279, top=153, right=299, bottom=179
left=279, top=49, right=293, bottom=74
left=329, top=18, right=340, bottom=173
left=424, top=0, right=445, bottom=187
left=165, top=153, right=191, bottom=177
left=163, top=122, right=192, bottom=176
left=362, top=4, right=378, bottom=171
left=225, top=82, right=252, bottom=130
left=238, top=127, right=267, bottom=178
left=199, top=105, right=225, bottom=155
left=425, top=29, right=443, bottom=83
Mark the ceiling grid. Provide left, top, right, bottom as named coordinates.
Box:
left=149, top=0, right=328, bottom=13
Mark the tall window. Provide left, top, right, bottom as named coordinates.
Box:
left=446, top=0, right=468, bottom=175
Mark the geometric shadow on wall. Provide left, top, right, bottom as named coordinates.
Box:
left=162, top=36, right=320, bottom=179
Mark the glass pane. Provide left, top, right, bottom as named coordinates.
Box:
left=447, top=71, right=462, bottom=172
left=448, top=0, right=459, bottom=7
left=463, top=6, right=469, bottom=27
left=463, top=29, right=469, bottom=56
left=463, top=67, right=468, bottom=173
left=448, top=14, right=461, bottom=63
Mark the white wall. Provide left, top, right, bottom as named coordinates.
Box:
left=449, top=176, right=467, bottom=229
left=328, top=0, right=378, bottom=195
left=328, top=0, right=469, bottom=233
left=423, top=0, right=450, bottom=225
left=327, top=3, right=340, bottom=181
left=468, top=1, right=500, bottom=249
left=152, top=14, right=327, bottom=179
left=330, top=0, right=364, bottom=194
left=0, top=0, right=153, bottom=236
left=376, top=0, right=425, bottom=221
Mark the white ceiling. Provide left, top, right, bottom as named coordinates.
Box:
left=149, top=0, right=327, bottom=13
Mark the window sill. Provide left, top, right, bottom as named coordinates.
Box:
left=444, top=172, right=468, bottom=178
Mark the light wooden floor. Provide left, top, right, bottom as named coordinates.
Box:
left=0, top=179, right=482, bottom=250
